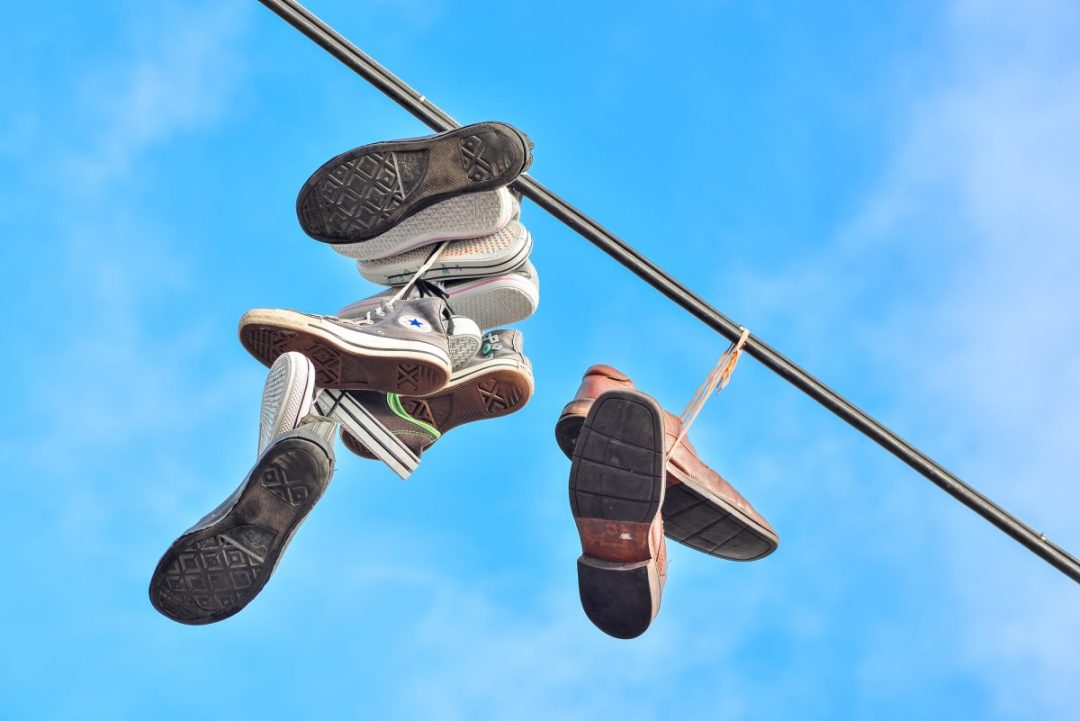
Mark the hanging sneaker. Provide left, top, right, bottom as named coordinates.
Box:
left=447, top=314, right=482, bottom=371
left=238, top=296, right=460, bottom=395
left=356, top=221, right=532, bottom=286
left=331, top=189, right=517, bottom=262
left=258, top=351, right=317, bottom=455
left=571, top=388, right=668, bottom=639
left=297, top=122, right=532, bottom=244
left=556, top=365, right=779, bottom=562
left=149, top=357, right=336, bottom=625
left=318, top=329, right=532, bottom=477
left=339, top=261, right=540, bottom=331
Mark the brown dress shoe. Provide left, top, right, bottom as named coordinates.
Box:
left=571, top=389, right=667, bottom=639
left=556, top=365, right=779, bottom=561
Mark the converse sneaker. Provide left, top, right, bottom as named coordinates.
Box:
left=356, top=221, right=532, bottom=286
left=259, top=351, right=316, bottom=454
left=571, top=389, right=668, bottom=639
left=297, top=122, right=532, bottom=244
left=339, top=261, right=540, bottom=331
left=320, top=329, right=532, bottom=477
left=239, top=296, right=458, bottom=395
left=556, top=365, right=779, bottom=562
left=331, top=189, right=516, bottom=262
left=149, top=361, right=336, bottom=625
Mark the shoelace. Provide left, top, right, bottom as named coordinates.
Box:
left=666, top=327, right=751, bottom=461
left=352, top=242, right=450, bottom=326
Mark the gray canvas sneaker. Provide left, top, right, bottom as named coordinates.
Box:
left=316, top=329, right=532, bottom=477
left=239, top=295, right=460, bottom=395
left=339, top=261, right=540, bottom=331
left=149, top=357, right=337, bottom=625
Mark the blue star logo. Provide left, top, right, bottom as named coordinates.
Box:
left=408, top=318, right=423, bottom=328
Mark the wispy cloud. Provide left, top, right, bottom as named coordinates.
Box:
left=726, top=1, right=1080, bottom=717
left=63, top=1, right=248, bottom=190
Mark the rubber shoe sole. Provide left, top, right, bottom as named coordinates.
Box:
left=259, top=352, right=316, bottom=455
left=149, top=431, right=334, bottom=625
left=332, top=357, right=533, bottom=473
left=401, top=356, right=533, bottom=433
left=297, top=122, right=532, bottom=244
left=660, top=467, right=778, bottom=561
left=570, top=389, right=665, bottom=639
left=239, top=309, right=451, bottom=394
left=555, top=411, right=778, bottom=562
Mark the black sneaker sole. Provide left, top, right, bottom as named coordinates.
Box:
left=149, top=432, right=334, bottom=625
left=570, top=389, right=666, bottom=639
left=297, top=122, right=533, bottom=244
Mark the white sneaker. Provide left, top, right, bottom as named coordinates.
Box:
left=330, top=188, right=516, bottom=262
left=259, top=352, right=317, bottom=454
left=340, top=261, right=540, bottom=331
left=448, top=314, right=482, bottom=371
left=356, top=221, right=532, bottom=286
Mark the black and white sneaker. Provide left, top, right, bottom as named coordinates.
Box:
left=149, top=359, right=336, bottom=625
left=297, top=122, right=532, bottom=244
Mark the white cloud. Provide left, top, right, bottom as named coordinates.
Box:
left=65, top=1, right=248, bottom=189
left=727, top=1, right=1080, bottom=717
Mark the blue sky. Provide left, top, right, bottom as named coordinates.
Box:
left=2, top=1, right=1079, bottom=718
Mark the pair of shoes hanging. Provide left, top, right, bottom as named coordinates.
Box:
left=557, top=364, right=780, bottom=639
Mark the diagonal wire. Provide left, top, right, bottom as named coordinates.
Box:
left=254, top=0, right=1080, bottom=585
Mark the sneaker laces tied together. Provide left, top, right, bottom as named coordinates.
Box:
left=353, top=243, right=451, bottom=326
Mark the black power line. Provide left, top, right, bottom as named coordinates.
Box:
left=255, top=0, right=1080, bottom=585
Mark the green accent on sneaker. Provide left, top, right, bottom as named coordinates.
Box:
left=386, top=393, right=442, bottom=439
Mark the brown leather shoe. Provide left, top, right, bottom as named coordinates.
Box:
left=556, top=365, right=779, bottom=561
left=571, top=388, right=667, bottom=639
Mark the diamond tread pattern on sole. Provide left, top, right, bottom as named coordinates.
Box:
left=398, top=371, right=531, bottom=433
left=571, top=395, right=664, bottom=524
left=301, top=150, right=427, bottom=238
left=243, top=326, right=445, bottom=393
left=460, top=132, right=515, bottom=182
left=662, top=484, right=770, bottom=559
left=156, top=525, right=276, bottom=622
left=259, top=454, right=316, bottom=506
